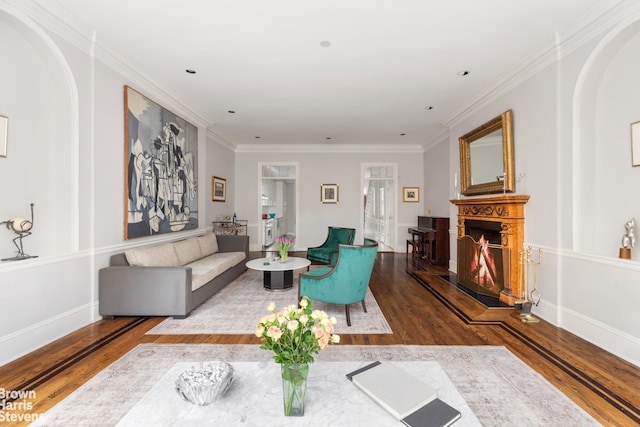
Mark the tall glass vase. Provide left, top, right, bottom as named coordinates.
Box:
left=280, top=363, right=309, bottom=416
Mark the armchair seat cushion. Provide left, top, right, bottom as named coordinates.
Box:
left=306, top=248, right=335, bottom=264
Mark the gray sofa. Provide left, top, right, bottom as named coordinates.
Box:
left=99, top=234, right=249, bottom=319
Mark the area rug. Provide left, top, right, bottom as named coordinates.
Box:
left=146, top=269, right=392, bottom=335
left=33, top=344, right=598, bottom=426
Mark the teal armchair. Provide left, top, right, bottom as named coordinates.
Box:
left=299, top=239, right=378, bottom=326
left=307, top=226, right=356, bottom=265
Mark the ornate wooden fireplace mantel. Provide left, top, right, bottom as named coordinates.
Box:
left=451, top=195, right=530, bottom=306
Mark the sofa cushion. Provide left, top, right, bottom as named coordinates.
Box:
left=196, top=233, right=219, bottom=256
left=125, top=243, right=180, bottom=267
left=174, top=238, right=203, bottom=266
left=188, top=252, right=246, bottom=291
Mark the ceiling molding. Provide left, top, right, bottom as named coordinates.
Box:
left=422, top=126, right=449, bottom=152
left=206, top=128, right=235, bottom=151
left=235, top=143, right=424, bottom=154
left=10, top=0, right=211, bottom=129
left=443, top=0, right=627, bottom=130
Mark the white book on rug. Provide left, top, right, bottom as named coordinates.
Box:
left=346, top=361, right=438, bottom=420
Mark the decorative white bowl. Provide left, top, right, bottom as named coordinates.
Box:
left=175, top=361, right=234, bottom=405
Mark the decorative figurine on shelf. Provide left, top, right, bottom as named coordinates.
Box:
left=620, top=218, right=635, bottom=259
left=1, top=203, right=38, bottom=261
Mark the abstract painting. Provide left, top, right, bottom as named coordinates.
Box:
left=124, top=86, right=198, bottom=239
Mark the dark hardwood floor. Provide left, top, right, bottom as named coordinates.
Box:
left=1, top=252, right=638, bottom=426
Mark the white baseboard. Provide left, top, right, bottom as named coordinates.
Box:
left=532, top=299, right=640, bottom=368
left=0, top=302, right=97, bottom=366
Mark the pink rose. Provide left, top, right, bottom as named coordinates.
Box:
left=254, top=324, right=265, bottom=337
left=267, top=326, right=282, bottom=341
left=312, top=324, right=324, bottom=339
left=287, top=320, right=299, bottom=331
left=318, top=334, right=330, bottom=349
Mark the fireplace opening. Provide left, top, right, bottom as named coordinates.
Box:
left=465, top=219, right=502, bottom=244
left=452, top=219, right=511, bottom=308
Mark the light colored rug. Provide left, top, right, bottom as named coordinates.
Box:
left=33, top=344, right=599, bottom=426
left=146, top=268, right=392, bottom=335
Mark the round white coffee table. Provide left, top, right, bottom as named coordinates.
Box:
left=246, top=257, right=311, bottom=290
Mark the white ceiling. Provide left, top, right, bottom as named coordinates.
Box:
left=35, top=0, right=611, bottom=146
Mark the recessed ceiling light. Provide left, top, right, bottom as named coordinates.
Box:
left=400, top=133, right=406, bottom=136
left=185, top=69, right=196, bottom=74
left=228, top=110, right=235, bottom=114
left=255, top=136, right=261, bottom=139
left=325, top=137, right=332, bottom=140
left=424, top=106, right=434, bottom=110
left=320, top=40, right=331, bottom=48
left=457, top=70, right=470, bottom=76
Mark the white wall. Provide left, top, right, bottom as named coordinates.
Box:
left=0, top=5, right=212, bottom=365
left=234, top=147, right=424, bottom=251
left=423, top=136, right=451, bottom=218
left=446, top=8, right=640, bottom=366
left=205, top=132, right=236, bottom=226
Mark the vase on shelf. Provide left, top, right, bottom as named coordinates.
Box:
left=281, top=363, right=308, bottom=416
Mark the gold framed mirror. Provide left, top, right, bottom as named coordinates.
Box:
left=459, top=109, right=514, bottom=196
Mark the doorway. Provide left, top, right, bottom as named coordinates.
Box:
left=362, top=164, right=396, bottom=252
left=259, top=163, right=297, bottom=250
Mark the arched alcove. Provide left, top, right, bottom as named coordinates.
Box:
left=0, top=8, right=78, bottom=259
left=573, top=17, right=640, bottom=256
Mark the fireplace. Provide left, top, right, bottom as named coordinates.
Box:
left=451, top=195, right=529, bottom=306
left=457, top=226, right=506, bottom=298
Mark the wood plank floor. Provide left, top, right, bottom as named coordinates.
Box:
left=1, top=252, right=638, bottom=426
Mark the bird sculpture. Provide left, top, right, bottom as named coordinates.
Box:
left=1, top=203, right=37, bottom=261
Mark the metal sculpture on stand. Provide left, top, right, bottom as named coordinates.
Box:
left=619, top=218, right=635, bottom=259
left=519, top=246, right=542, bottom=323
left=1, top=203, right=37, bottom=261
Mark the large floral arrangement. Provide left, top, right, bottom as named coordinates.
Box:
left=275, top=236, right=295, bottom=261
left=255, top=296, right=340, bottom=365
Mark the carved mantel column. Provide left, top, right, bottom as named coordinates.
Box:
left=451, top=195, right=530, bottom=306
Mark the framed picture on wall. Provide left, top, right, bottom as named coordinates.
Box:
left=631, top=120, right=640, bottom=167
left=212, top=176, right=226, bottom=202
left=320, top=184, right=339, bottom=204
left=403, top=187, right=420, bottom=202
left=123, top=86, right=198, bottom=239
left=0, top=115, right=7, bottom=157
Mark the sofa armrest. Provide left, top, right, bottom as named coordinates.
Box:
left=216, top=234, right=249, bottom=256
left=99, top=266, right=192, bottom=317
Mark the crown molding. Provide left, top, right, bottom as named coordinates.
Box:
left=422, top=126, right=449, bottom=151
left=206, top=128, right=236, bottom=151
left=8, top=0, right=211, bottom=129
left=443, top=0, right=631, bottom=129
left=235, top=143, right=424, bottom=154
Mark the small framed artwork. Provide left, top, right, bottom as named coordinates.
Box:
left=403, top=187, right=420, bottom=202
left=632, top=121, right=640, bottom=167
left=0, top=115, right=7, bottom=157
left=212, top=176, right=226, bottom=202
left=320, top=184, right=339, bottom=204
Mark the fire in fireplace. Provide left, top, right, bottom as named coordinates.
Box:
left=457, top=220, right=506, bottom=298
